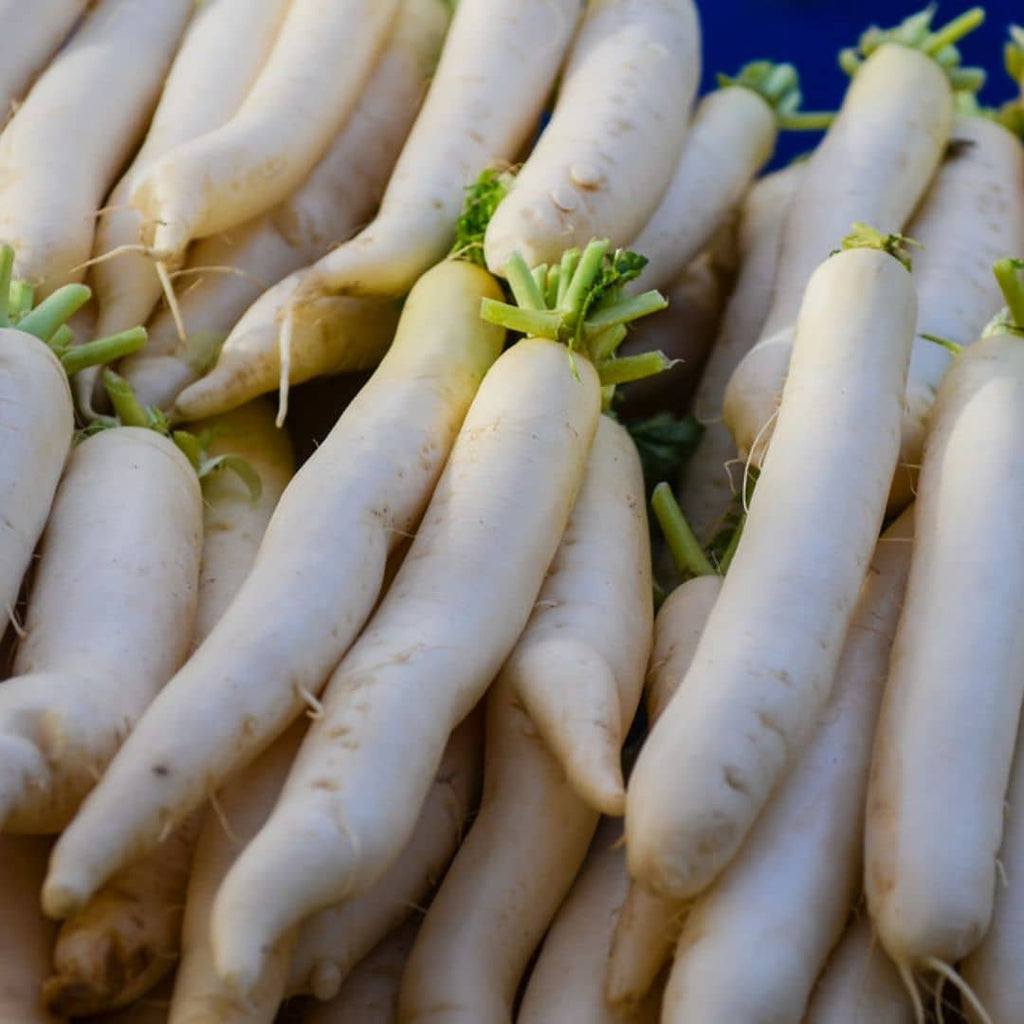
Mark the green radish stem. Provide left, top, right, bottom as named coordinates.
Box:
left=992, top=258, right=1024, bottom=331
left=717, top=60, right=834, bottom=131
left=479, top=238, right=669, bottom=389
left=832, top=222, right=920, bottom=269
left=839, top=6, right=986, bottom=88
left=651, top=483, right=716, bottom=579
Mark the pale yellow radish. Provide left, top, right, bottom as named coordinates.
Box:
left=398, top=670, right=602, bottom=1023
left=806, top=916, right=914, bottom=1024
left=626, top=233, right=917, bottom=901
left=155, top=0, right=451, bottom=417
left=506, top=415, right=652, bottom=815
left=0, top=427, right=202, bottom=834
left=0, top=0, right=89, bottom=121
left=131, top=0, right=399, bottom=261
left=519, top=819, right=662, bottom=1024
left=43, top=401, right=294, bottom=1017
left=210, top=338, right=601, bottom=991
left=44, top=260, right=505, bottom=918
left=662, top=512, right=914, bottom=1022
left=0, top=0, right=193, bottom=296
left=676, top=162, right=802, bottom=542
left=0, top=836, right=60, bottom=1024
left=484, top=0, right=699, bottom=274
left=91, top=0, right=291, bottom=340
left=865, top=269, right=1024, bottom=986
left=287, top=714, right=482, bottom=1003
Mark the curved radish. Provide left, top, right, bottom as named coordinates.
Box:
left=0, top=0, right=193, bottom=296
left=0, top=428, right=202, bottom=834
left=42, top=401, right=294, bottom=1017
left=130, top=0, right=399, bottom=262
left=676, top=162, right=802, bottom=542
left=865, top=271, right=1024, bottom=979
left=507, top=415, right=652, bottom=815
left=0, top=836, right=60, bottom=1024
left=287, top=713, right=482, bottom=1002
left=662, top=511, right=913, bottom=1021
left=209, top=338, right=601, bottom=992
left=91, top=0, right=290, bottom=340
left=625, top=234, right=917, bottom=901
left=304, top=917, right=421, bottom=1024
left=723, top=20, right=964, bottom=459
left=0, top=0, right=89, bottom=122
left=275, top=0, right=581, bottom=307
left=520, top=819, right=662, bottom=1024
left=806, top=916, right=914, bottom=1024
left=155, top=0, right=451, bottom=418
left=398, top=670, right=602, bottom=1023
left=625, top=61, right=812, bottom=295
left=43, top=259, right=505, bottom=918
left=607, top=574, right=721, bottom=1006
left=483, top=0, right=699, bottom=274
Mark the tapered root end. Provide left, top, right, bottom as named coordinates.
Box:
left=42, top=878, right=88, bottom=921
left=41, top=974, right=109, bottom=1018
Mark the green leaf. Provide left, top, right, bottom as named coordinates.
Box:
left=626, top=413, right=704, bottom=495
left=450, top=168, right=512, bottom=265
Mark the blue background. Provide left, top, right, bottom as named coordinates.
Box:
left=697, top=0, right=1021, bottom=166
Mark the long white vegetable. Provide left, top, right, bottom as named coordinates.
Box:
left=626, top=234, right=916, bottom=901
left=44, top=260, right=505, bottom=918
left=484, top=0, right=700, bottom=273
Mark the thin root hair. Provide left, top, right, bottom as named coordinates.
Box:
left=923, top=956, right=994, bottom=1024
left=208, top=785, right=243, bottom=847
left=295, top=681, right=324, bottom=720
left=169, top=264, right=269, bottom=290
left=896, top=957, right=926, bottom=1024
left=155, top=260, right=187, bottom=348
left=70, top=243, right=152, bottom=274
left=743, top=408, right=778, bottom=514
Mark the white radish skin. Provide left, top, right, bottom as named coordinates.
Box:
left=91, top=0, right=291, bottom=339
left=44, top=260, right=505, bottom=918
left=124, top=0, right=450, bottom=413
left=0, top=836, right=60, bottom=1024
left=168, top=725, right=306, bottom=1024
left=662, top=512, right=914, bottom=1022
left=507, top=416, right=652, bottom=815
left=891, top=116, right=1024, bottom=508
left=806, top=917, right=913, bottom=1024
left=626, top=246, right=916, bottom=901
left=676, top=163, right=801, bottom=542
left=0, top=428, right=202, bottom=834
left=290, top=0, right=582, bottom=301
left=286, top=713, right=482, bottom=1002
left=519, top=819, right=662, bottom=1024
left=0, top=0, right=89, bottom=121
left=210, top=339, right=601, bottom=992
left=398, top=670, right=602, bottom=1024
left=962, top=719, right=1024, bottom=1023
left=866, top=334, right=1024, bottom=969
left=723, top=43, right=953, bottom=458
left=0, top=334, right=73, bottom=641
left=483, top=0, right=699, bottom=274
left=0, top=0, right=193, bottom=296
left=43, top=402, right=294, bottom=1017
left=304, top=917, right=421, bottom=1024
left=608, top=574, right=721, bottom=1006
left=626, top=84, right=777, bottom=295
left=132, top=0, right=399, bottom=259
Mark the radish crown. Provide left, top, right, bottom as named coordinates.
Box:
left=479, top=239, right=670, bottom=391
left=987, top=258, right=1024, bottom=337
left=0, top=244, right=146, bottom=376
left=451, top=168, right=513, bottom=265
left=952, top=91, right=1024, bottom=137
left=838, top=6, right=986, bottom=92
left=84, top=370, right=262, bottom=501
left=716, top=61, right=833, bottom=130
left=832, top=223, right=920, bottom=271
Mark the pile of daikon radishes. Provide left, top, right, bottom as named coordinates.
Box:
left=3, top=0, right=1024, bottom=1022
